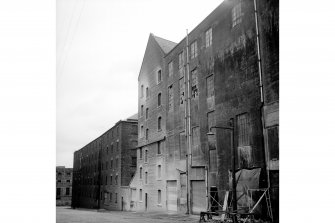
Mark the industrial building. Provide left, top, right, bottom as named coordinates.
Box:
left=56, top=166, right=73, bottom=206
left=130, top=0, right=279, bottom=222
left=72, top=116, right=138, bottom=210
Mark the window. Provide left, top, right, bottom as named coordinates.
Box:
left=131, top=157, right=137, bottom=166
left=158, top=190, right=162, bottom=204
left=146, top=108, right=149, bottom=120
left=116, top=141, right=119, bottom=153
left=146, top=87, right=149, bottom=99
left=146, top=128, right=149, bottom=140
left=116, top=158, right=119, bottom=169
left=179, top=77, right=185, bottom=106
left=191, top=69, right=198, bottom=98
left=115, top=175, right=118, bottom=185
left=66, top=180, right=70, bottom=183
left=140, top=125, right=144, bottom=138
left=157, top=165, right=161, bottom=179
left=232, top=2, right=242, bottom=27
left=115, top=193, right=118, bottom=203
left=111, top=159, right=113, bottom=169
left=191, top=41, right=198, bottom=59
left=105, top=176, right=107, bottom=185
left=158, top=117, right=162, bottom=130
left=139, top=148, right=143, bottom=159
left=237, top=113, right=250, bottom=146
left=157, top=141, right=161, bottom=154
left=111, top=144, right=114, bottom=154
left=106, top=146, right=108, bottom=154
left=110, top=175, right=113, bottom=184
left=141, top=85, right=144, bottom=98
left=157, top=93, right=161, bottom=107
left=178, top=51, right=185, bottom=69
left=157, top=70, right=162, bottom=83
left=168, top=85, right=173, bottom=111
left=168, top=61, right=173, bottom=77
left=140, top=167, right=142, bottom=179
left=207, top=75, right=214, bottom=97
left=205, top=28, right=212, bottom=47
left=140, top=105, right=144, bottom=116
left=145, top=171, right=148, bottom=184
left=139, top=189, right=143, bottom=201
left=66, top=188, right=70, bottom=195
left=110, top=193, right=113, bottom=201
left=145, top=150, right=148, bottom=163
left=57, top=188, right=61, bottom=196
left=267, top=126, right=279, bottom=160
left=179, top=131, right=187, bottom=159
left=57, top=180, right=61, bottom=183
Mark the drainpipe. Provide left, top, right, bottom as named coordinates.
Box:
left=253, top=0, right=270, bottom=188
left=185, top=29, right=192, bottom=215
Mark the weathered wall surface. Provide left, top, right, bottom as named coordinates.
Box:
left=72, top=120, right=138, bottom=210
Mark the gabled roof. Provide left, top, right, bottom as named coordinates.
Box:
left=152, top=34, right=177, bottom=54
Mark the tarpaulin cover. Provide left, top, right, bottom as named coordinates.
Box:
left=229, top=168, right=262, bottom=213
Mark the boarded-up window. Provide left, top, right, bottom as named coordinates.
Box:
left=191, top=41, right=198, bottom=59
left=209, top=150, right=218, bottom=172
left=205, top=28, right=212, bottom=48
left=192, top=127, right=201, bottom=157
left=237, top=114, right=250, bottom=146
left=179, top=77, right=185, bottom=106
left=267, top=126, right=279, bottom=160
left=207, top=75, right=214, bottom=97
left=168, top=61, right=173, bottom=76
left=191, top=69, right=198, bottom=98
left=168, top=85, right=173, bottom=111
left=179, top=131, right=187, bottom=160
left=232, top=2, right=242, bottom=27
left=178, top=51, right=185, bottom=69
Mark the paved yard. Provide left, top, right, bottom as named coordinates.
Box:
left=56, top=206, right=200, bottom=223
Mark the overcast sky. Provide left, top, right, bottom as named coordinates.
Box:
left=56, top=0, right=224, bottom=168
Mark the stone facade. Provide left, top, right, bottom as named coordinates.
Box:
left=72, top=118, right=138, bottom=210
left=130, top=0, right=279, bottom=222
left=56, top=166, right=73, bottom=206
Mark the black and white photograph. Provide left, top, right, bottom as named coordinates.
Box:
left=4, top=0, right=335, bottom=223
left=56, top=0, right=279, bottom=222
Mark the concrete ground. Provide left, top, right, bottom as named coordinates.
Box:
left=56, top=206, right=201, bottom=223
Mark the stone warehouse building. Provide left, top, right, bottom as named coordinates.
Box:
left=72, top=116, right=138, bottom=210
left=56, top=166, right=73, bottom=206
left=130, top=0, right=279, bottom=222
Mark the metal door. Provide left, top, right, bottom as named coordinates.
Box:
left=191, top=180, right=207, bottom=214
left=166, top=180, right=177, bottom=211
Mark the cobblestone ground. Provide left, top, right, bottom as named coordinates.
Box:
left=56, top=206, right=200, bottom=223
